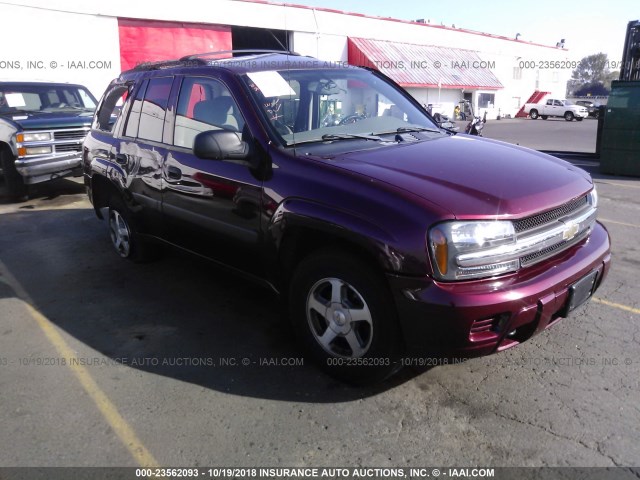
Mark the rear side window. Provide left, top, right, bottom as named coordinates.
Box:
left=137, top=77, right=173, bottom=143
left=173, top=76, right=245, bottom=149
left=124, top=80, right=147, bottom=138
left=94, top=85, right=130, bottom=133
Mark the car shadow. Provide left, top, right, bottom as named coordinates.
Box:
left=0, top=207, right=424, bottom=403
left=0, top=176, right=85, bottom=205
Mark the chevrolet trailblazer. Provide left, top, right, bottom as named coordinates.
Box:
left=83, top=52, right=610, bottom=383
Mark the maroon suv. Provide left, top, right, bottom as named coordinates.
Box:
left=83, top=52, right=611, bottom=383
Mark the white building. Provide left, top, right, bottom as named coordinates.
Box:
left=0, top=0, right=573, bottom=118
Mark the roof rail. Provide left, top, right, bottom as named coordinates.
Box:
left=131, top=59, right=207, bottom=72
left=179, top=49, right=298, bottom=61
left=128, top=50, right=298, bottom=72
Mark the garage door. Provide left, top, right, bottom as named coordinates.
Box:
left=118, top=18, right=232, bottom=71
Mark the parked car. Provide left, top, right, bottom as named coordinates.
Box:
left=523, top=98, right=589, bottom=121
left=0, top=81, right=97, bottom=200
left=574, top=100, right=601, bottom=118
left=83, top=52, right=611, bottom=384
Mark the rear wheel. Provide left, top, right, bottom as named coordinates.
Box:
left=0, top=147, right=28, bottom=201
left=564, top=111, right=575, bottom=121
left=529, top=110, right=539, bottom=119
left=107, top=196, right=157, bottom=262
left=289, top=249, right=403, bottom=384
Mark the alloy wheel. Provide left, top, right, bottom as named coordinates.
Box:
left=109, top=209, right=131, bottom=258
left=306, top=277, right=373, bottom=358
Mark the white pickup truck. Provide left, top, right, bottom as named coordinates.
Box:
left=523, top=98, right=589, bottom=121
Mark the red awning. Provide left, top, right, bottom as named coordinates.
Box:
left=348, top=37, right=503, bottom=90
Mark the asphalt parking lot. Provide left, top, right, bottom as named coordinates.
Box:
left=0, top=122, right=639, bottom=470
left=483, top=116, right=599, bottom=153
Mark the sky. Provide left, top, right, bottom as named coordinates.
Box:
left=281, top=0, right=636, bottom=65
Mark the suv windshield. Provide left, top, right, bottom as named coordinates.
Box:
left=242, top=68, right=440, bottom=146
left=0, top=84, right=97, bottom=114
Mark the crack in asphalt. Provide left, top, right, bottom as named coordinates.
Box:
left=432, top=379, right=626, bottom=467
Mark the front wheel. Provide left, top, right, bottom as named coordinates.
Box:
left=541, top=115, right=548, bottom=120
left=529, top=110, right=539, bottom=119
left=289, top=250, right=403, bottom=384
left=0, top=147, right=28, bottom=201
left=576, top=117, right=584, bottom=122
left=564, top=111, right=575, bottom=121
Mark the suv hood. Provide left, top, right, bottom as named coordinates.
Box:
left=329, top=135, right=593, bottom=219
left=1, top=110, right=94, bottom=130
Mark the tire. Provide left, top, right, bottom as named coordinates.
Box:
left=289, top=249, right=403, bottom=384
left=529, top=110, right=539, bottom=120
left=541, top=115, right=548, bottom=120
left=0, top=147, right=28, bottom=201
left=576, top=117, right=584, bottom=122
left=564, top=111, right=575, bottom=121
left=593, top=110, right=600, bottom=119
left=107, top=196, right=157, bottom=262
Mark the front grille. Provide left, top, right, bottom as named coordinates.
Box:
left=513, top=196, right=588, bottom=233
left=520, top=240, right=570, bottom=266
left=55, top=144, right=82, bottom=153
left=520, top=228, right=590, bottom=267
left=54, top=129, right=88, bottom=140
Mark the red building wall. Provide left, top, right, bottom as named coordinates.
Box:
left=118, top=18, right=232, bottom=71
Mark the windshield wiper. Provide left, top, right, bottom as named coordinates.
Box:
left=321, top=133, right=384, bottom=142
left=395, top=126, right=444, bottom=134
left=287, top=132, right=385, bottom=147
left=59, top=105, right=93, bottom=111
left=1, top=108, right=40, bottom=116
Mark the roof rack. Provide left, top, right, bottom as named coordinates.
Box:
left=131, top=59, right=207, bottom=72
left=179, top=49, right=298, bottom=61
left=129, top=50, right=298, bottom=72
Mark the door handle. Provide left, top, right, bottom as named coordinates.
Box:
left=114, top=153, right=128, bottom=165
left=167, top=166, right=182, bottom=180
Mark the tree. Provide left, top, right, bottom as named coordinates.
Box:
left=573, top=82, right=609, bottom=97
left=567, top=53, right=619, bottom=96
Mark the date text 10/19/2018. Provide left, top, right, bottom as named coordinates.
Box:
left=135, top=467, right=496, bottom=478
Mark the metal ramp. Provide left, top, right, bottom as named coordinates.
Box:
left=515, top=90, right=550, bottom=118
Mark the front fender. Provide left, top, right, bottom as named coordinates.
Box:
left=88, top=159, right=129, bottom=220
left=0, top=118, right=19, bottom=157
left=269, top=197, right=406, bottom=273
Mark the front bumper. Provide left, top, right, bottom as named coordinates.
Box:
left=389, top=222, right=611, bottom=358
left=14, top=152, right=82, bottom=184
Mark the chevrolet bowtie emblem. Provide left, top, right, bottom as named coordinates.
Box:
left=562, top=222, right=580, bottom=241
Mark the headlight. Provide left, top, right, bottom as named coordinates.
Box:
left=587, top=185, right=598, bottom=209
left=428, top=221, right=518, bottom=281
left=17, top=132, right=52, bottom=142
left=25, top=146, right=53, bottom=155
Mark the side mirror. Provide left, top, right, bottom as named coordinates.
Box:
left=193, top=130, right=249, bottom=161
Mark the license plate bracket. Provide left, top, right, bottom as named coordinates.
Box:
left=566, top=270, right=598, bottom=313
